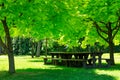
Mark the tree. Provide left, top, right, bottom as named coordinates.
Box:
left=36, top=40, right=43, bottom=57
left=79, top=0, right=120, bottom=65
left=0, top=17, right=15, bottom=73
left=0, top=0, right=72, bottom=73
left=0, top=0, right=37, bottom=74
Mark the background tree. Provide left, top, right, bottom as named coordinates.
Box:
left=79, top=0, right=120, bottom=65
left=36, top=40, right=43, bottom=57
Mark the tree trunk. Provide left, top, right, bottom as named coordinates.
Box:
left=36, top=40, right=42, bottom=57
left=109, top=41, right=115, bottom=65
left=31, top=42, right=37, bottom=58
left=31, top=42, right=35, bottom=58
left=7, top=50, right=15, bottom=73
left=108, top=22, right=115, bottom=65
left=0, top=37, right=15, bottom=74
left=36, top=43, right=40, bottom=57
left=1, top=17, right=15, bottom=74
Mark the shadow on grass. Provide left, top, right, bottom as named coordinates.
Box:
left=98, top=63, right=120, bottom=71
left=0, top=67, right=116, bottom=80
left=28, top=59, right=43, bottom=62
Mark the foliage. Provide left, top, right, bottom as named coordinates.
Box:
left=12, top=37, right=32, bottom=55
left=1, top=0, right=120, bottom=48
left=79, top=0, right=120, bottom=46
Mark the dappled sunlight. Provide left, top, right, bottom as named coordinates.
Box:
left=11, top=68, right=116, bottom=80
left=94, top=69, right=120, bottom=80
left=0, top=55, right=119, bottom=80
left=94, top=62, right=120, bottom=80
left=0, top=68, right=116, bottom=80
left=14, top=56, right=64, bottom=70
left=0, top=55, right=8, bottom=71
left=93, top=55, right=120, bottom=80
left=0, top=55, right=8, bottom=58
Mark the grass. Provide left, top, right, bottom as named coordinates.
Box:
left=0, top=53, right=120, bottom=80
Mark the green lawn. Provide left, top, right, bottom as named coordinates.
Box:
left=0, top=54, right=120, bottom=80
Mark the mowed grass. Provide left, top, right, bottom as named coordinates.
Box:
left=0, top=53, right=120, bottom=80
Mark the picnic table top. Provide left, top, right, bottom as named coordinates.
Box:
left=49, top=52, right=103, bottom=54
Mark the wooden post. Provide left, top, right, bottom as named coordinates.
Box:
left=92, top=53, right=96, bottom=67
left=98, top=52, right=102, bottom=67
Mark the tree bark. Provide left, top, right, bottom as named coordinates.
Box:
left=31, top=42, right=37, bottom=58
left=1, top=17, right=15, bottom=74
left=109, top=41, right=115, bottom=65
left=108, top=22, right=115, bottom=65
left=31, top=42, right=35, bottom=58
left=36, top=40, right=42, bottom=57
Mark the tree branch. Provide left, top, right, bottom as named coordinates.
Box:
left=0, top=3, right=4, bottom=7
left=1, top=17, right=13, bottom=53
left=112, top=23, right=118, bottom=31
left=112, top=16, right=120, bottom=39
left=93, top=21, right=108, bottom=34
left=99, top=21, right=106, bottom=25
left=86, top=18, right=108, bottom=34
left=96, top=28, right=108, bottom=43
left=112, top=16, right=120, bottom=31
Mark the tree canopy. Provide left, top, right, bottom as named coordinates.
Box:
left=79, top=0, right=120, bottom=45
left=1, top=0, right=120, bottom=46
left=0, top=0, right=87, bottom=47
left=1, top=0, right=120, bottom=73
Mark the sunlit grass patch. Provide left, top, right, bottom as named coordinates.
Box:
left=0, top=54, right=120, bottom=80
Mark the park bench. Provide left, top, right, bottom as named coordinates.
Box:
left=44, top=57, right=89, bottom=67
left=87, top=58, right=111, bottom=67
left=43, top=52, right=111, bottom=68
left=43, top=57, right=111, bottom=68
left=52, top=58, right=88, bottom=67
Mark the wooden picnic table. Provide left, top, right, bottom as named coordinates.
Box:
left=44, top=52, right=111, bottom=68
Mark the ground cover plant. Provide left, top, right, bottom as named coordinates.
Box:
left=0, top=53, right=120, bottom=80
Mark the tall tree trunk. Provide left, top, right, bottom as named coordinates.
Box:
left=1, top=17, right=15, bottom=74
left=109, top=40, right=115, bottom=65
left=36, top=43, right=40, bottom=57
left=36, top=40, right=42, bottom=57
left=8, top=51, right=15, bottom=73
left=108, top=22, right=115, bottom=65
left=31, top=42, right=35, bottom=58
left=31, top=42, right=37, bottom=58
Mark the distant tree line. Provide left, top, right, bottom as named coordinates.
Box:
left=0, top=37, right=120, bottom=56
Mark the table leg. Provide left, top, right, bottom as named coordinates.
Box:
left=98, top=54, right=102, bottom=67
left=92, top=54, right=96, bottom=67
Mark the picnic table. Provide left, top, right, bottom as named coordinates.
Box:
left=44, top=52, right=111, bottom=68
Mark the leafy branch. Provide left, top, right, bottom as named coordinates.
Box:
left=112, top=16, right=120, bottom=39
left=93, top=21, right=108, bottom=34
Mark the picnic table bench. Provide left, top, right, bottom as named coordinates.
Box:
left=44, top=52, right=111, bottom=68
